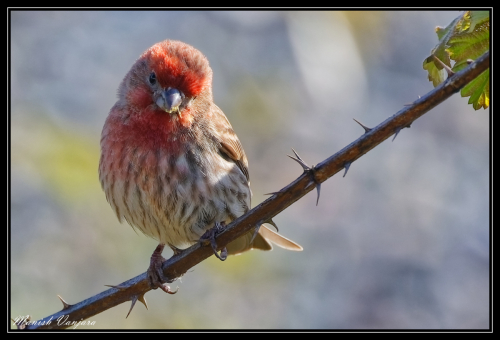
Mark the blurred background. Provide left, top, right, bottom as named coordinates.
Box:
left=10, top=11, right=489, bottom=329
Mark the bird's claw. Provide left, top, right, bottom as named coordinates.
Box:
left=147, top=243, right=175, bottom=292
left=288, top=148, right=321, bottom=205
left=200, top=222, right=228, bottom=261
left=147, top=260, right=171, bottom=290
left=167, top=243, right=183, bottom=256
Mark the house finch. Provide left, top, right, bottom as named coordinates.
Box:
left=99, top=40, right=302, bottom=292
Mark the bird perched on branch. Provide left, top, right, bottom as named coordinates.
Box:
left=99, top=40, right=302, bottom=292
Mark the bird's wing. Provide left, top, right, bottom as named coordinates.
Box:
left=211, top=104, right=250, bottom=182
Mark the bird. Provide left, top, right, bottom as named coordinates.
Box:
left=99, top=40, right=302, bottom=293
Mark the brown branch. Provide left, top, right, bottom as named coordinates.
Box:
left=19, top=51, right=489, bottom=330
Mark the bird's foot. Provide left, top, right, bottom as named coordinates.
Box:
left=147, top=243, right=178, bottom=294
left=106, top=243, right=178, bottom=318
left=200, top=222, right=228, bottom=261
left=167, top=243, right=183, bottom=256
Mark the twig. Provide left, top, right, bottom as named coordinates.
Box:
left=18, top=51, right=489, bottom=330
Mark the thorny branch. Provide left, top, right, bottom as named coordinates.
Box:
left=15, top=51, right=489, bottom=330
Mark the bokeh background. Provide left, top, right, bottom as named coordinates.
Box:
left=10, top=11, right=490, bottom=329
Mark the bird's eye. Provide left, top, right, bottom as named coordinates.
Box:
left=149, top=72, right=157, bottom=86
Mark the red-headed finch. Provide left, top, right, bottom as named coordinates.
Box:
left=99, top=40, right=302, bottom=292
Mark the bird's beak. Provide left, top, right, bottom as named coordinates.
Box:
left=156, top=88, right=183, bottom=116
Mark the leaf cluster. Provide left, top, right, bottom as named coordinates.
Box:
left=423, top=11, right=489, bottom=110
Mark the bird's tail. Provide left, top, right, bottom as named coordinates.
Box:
left=226, top=225, right=303, bottom=255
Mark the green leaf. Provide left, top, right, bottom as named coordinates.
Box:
left=448, top=20, right=490, bottom=110
left=468, top=11, right=490, bottom=32
left=423, top=56, right=446, bottom=87
left=461, top=69, right=489, bottom=110
left=423, top=14, right=461, bottom=86
left=448, top=22, right=489, bottom=71
left=435, top=17, right=458, bottom=41
left=431, top=16, right=459, bottom=66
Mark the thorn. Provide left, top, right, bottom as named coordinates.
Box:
left=392, top=124, right=412, bottom=141
left=250, top=225, right=262, bottom=243
left=264, top=218, right=279, bottom=232
left=126, top=295, right=138, bottom=318
left=393, top=127, right=402, bottom=141
left=126, top=294, right=145, bottom=318
left=353, top=118, right=372, bottom=133
left=287, top=148, right=310, bottom=171
left=126, top=289, right=172, bottom=318
left=343, top=162, right=351, bottom=178
left=405, top=98, right=421, bottom=106
left=57, top=295, right=72, bottom=310
left=315, top=183, right=321, bottom=206
left=291, top=147, right=302, bottom=161
left=288, top=148, right=322, bottom=206
left=137, top=293, right=148, bottom=309
left=105, top=284, right=128, bottom=290
left=264, top=192, right=280, bottom=196
left=431, top=54, right=455, bottom=77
